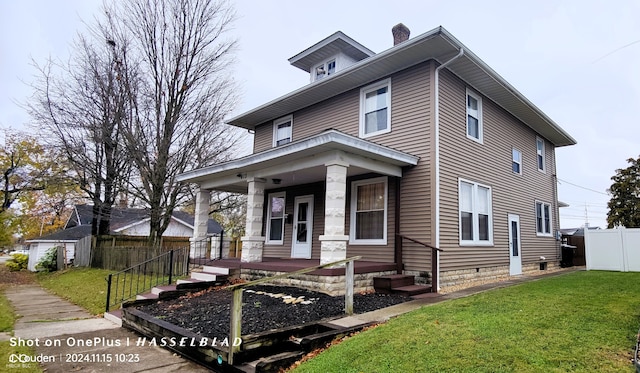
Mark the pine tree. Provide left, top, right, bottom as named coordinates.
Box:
left=607, top=156, right=640, bottom=228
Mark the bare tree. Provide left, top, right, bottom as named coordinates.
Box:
left=103, top=0, right=242, bottom=245
left=27, top=33, right=132, bottom=236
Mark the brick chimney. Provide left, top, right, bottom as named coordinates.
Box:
left=392, top=23, right=410, bottom=45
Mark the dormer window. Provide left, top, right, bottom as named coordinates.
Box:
left=315, top=59, right=336, bottom=80
left=273, top=115, right=293, bottom=147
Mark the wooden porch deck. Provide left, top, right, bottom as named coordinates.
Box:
left=201, top=257, right=397, bottom=276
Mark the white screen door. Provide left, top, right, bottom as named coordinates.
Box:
left=508, top=214, right=522, bottom=275
left=292, top=195, right=313, bottom=258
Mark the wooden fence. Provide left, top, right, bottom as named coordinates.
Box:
left=91, top=236, right=194, bottom=271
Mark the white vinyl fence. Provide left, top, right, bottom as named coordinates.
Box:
left=585, top=227, right=640, bottom=271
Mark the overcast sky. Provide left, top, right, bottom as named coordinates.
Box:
left=2, top=0, right=639, bottom=229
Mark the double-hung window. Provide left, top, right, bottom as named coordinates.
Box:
left=512, top=148, right=522, bottom=174
left=350, top=177, right=387, bottom=244
left=536, top=137, right=545, bottom=172
left=536, top=201, right=552, bottom=236
left=466, top=89, right=483, bottom=143
left=459, top=179, right=493, bottom=245
left=266, top=192, right=285, bottom=244
left=360, top=79, right=391, bottom=138
left=273, top=115, right=293, bottom=147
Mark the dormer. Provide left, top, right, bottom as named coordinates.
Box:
left=288, top=31, right=375, bottom=83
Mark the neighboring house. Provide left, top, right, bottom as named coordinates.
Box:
left=25, top=205, right=223, bottom=271
left=178, top=25, right=576, bottom=291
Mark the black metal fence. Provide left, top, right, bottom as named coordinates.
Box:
left=104, top=236, right=216, bottom=312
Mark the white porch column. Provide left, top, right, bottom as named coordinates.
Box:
left=241, top=177, right=266, bottom=262
left=190, top=189, right=211, bottom=258
left=319, top=163, right=349, bottom=265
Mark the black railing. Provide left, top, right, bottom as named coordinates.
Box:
left=105, top=236, right=218, bottom=312
left=396, top=234, right=442, bottom=293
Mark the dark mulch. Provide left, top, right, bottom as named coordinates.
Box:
left=137, top=285, right=409, bottom=337
left=0, top=261, right=36, bottom=286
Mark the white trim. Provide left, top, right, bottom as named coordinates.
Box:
left=535, top=200, right=553, bottom=237
left=508, top=214, right=522, bottom=275
left=466, top=88, right=483, bottom=144
left=291, top=195, right=314, bottom=258
left=458, top=178, right=494, bottom=246
left=265, top=192, right=286, bottom=245
left=349, top=176, right=388, bottom=245
left=359, top=78, right=391, bottom=138
left=536, top=137, right=546, bottom=173
left=272, top=115, right=293, bottom=147
left=512, top=147, right=523, bottom=175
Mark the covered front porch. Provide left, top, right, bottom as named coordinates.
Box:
left=178, top=129, right=420, bottom=269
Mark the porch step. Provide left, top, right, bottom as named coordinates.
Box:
left=152, top=285, right=177, bottom=295
left=373, top=274, right=416, bottom=293
left=136, top=292, right=159, bottom=300
left=392, top=284, right=432, bottom=297
left=190, top=271, right=222, bottom=282
left=201, top=265, right=230, bottom=275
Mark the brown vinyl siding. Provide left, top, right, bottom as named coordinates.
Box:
left=438, top=69, right=558, bottom=272
left=253, top=62, right=435, bottom=267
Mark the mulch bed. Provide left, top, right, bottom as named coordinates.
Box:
left=137, top=284, right=409, bottom=337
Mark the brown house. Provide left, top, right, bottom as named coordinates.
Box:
left=178, top=25, right=576, bottom=293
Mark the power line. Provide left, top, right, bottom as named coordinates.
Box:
left=557, top=178, right=609, bottom=196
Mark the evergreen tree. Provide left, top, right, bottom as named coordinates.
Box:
left=607, top=156, right=640, bottom=228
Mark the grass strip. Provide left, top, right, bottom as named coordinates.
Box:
left=294, top=271, right=640, bottom=373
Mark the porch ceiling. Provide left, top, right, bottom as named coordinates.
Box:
left=177, top=130, right=419, bottom=193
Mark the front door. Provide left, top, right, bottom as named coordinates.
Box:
left=291, top=195, right=313, bottom=258
left=508, top=214, right=522, bottom=275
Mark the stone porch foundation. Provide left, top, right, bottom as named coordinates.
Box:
left=238, top=269, right=397, bottom=296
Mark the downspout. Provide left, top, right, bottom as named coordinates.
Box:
left=434, top=48, right=464, bottom=291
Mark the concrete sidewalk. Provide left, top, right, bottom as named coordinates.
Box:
left=3, top=285, right=209, bottom=372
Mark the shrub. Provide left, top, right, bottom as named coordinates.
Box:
left=6, top=254, right=29, bottom=271
left=36, top=247, right=58, bottom=272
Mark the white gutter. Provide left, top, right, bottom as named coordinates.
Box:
left=434, top=48, right=464, bottom=291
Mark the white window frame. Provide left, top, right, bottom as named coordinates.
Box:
left=466, top=89, right=483, bottom=143
left=458, top=178, right=493, bottom=246
left=512, top=148, right=522, bottom=175
left=272, top=115, right=293, bottom=147
left=535, top=200, right=552, bottom=237
left=536, top=137, right=546, bottom=172
left=349, top=177, right=388, bottom=245
left=313, top=58, right=337, bottom=81
left=359, top=79, right=391, bottom=138
left=265, top=192, right=286, bottom=244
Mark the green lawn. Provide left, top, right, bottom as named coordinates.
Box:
left=36, top=267, right=114, bottom=315
left=294, top=271, right=640, bottom=373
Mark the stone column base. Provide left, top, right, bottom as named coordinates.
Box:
left=240, top=236, right=265, bottom=263
left=319, top=235, right=349, bottom=265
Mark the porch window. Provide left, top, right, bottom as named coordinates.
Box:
left=350, top=177, right=387, bottom=245
left=359, top=79, right=391, bottom=138
left=266, top=192, right=285, bottom=244
left=536, top=201, right=552, bottom=236
left=459, top=179, right=493, bottom=245
left=273, top=115, right=293, bottom=147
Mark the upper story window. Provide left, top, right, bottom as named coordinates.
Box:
left=360, top=79, right=391, bottom=138
left=459, top=179, right=493, bottom=246
left=266, top=192, right=285, bottom=244
left=350, top=177, right=388, bottom=245
left=536, top=137, right=545, bottom=172
left=273, top=115, right=293, bottom=147
left=314, top=59, right=336, bottom=80
left=466, top=89, right=483, bottom=143
left=512, top=148, right=522, bottom=174
left=535, top=201, right=552, bottom=236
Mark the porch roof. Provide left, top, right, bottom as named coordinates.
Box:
left=177, top=129, right=419, bottom=193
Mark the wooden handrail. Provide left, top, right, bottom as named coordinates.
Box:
left=396, top=234, right=442, bottom=294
